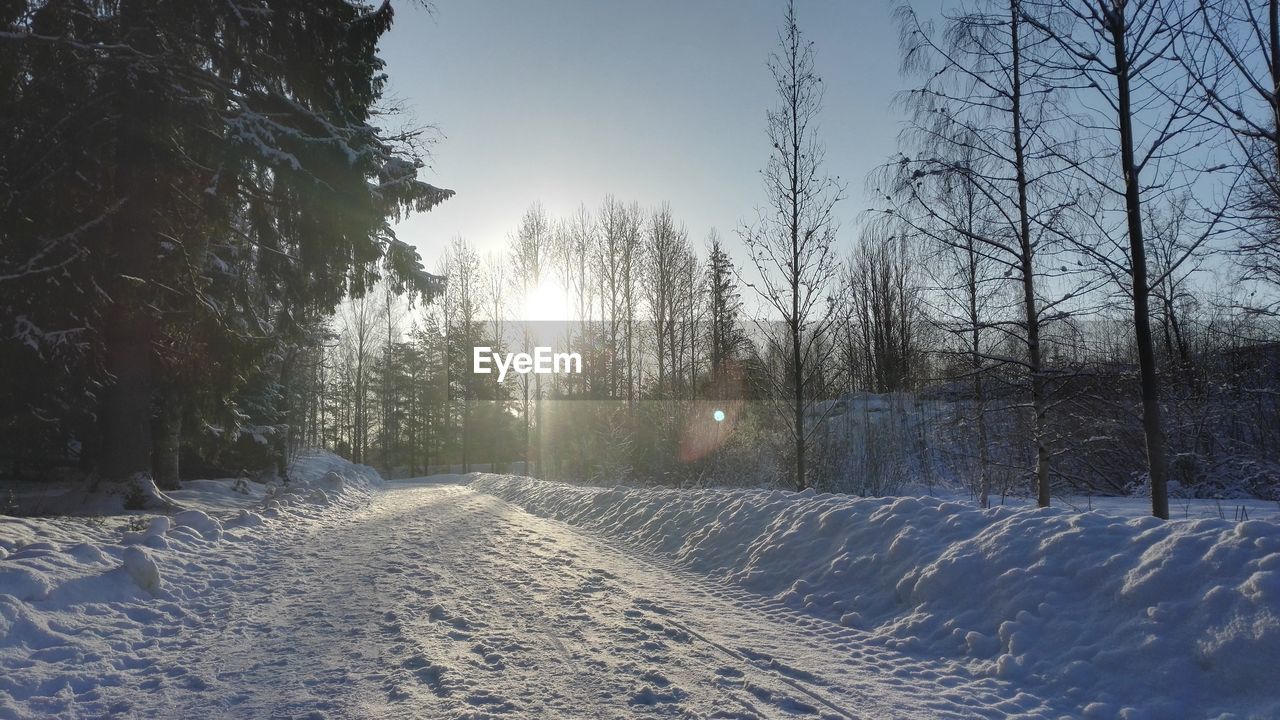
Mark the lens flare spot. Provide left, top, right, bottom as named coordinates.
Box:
left=713, top=409, right=726, bottom=423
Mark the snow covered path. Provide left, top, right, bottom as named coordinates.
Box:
left=9, top=462, right=1278, bottom=718
left=76, top=481, right=1055, bottom=720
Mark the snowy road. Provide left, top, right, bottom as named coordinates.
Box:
left=9, top=463, right=1277, bottom=718
left=79, top=481, right=1054, bottom=720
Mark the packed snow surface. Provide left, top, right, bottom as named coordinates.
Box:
left=3, top=458, right=1277, bottom=718
left=473, top=475, right=1280, bottom=719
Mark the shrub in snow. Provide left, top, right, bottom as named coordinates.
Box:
left=122, top=479, right=149, bottom=510
left=120, top=516, right=172, bottom=548
left=229, top=509, right=263, bottom=528
left=319, top=471, right=344, bottom=491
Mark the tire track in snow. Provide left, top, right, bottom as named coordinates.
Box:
left=414, top=488, right=772, bottom=717
left=452, top=489, right=877, bottom=718
left=465, top=485, right=1064, bottom=720
left=414, top=486, right=847, bottom=717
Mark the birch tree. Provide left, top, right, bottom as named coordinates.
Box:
left=1024, top=0, right=1235, bottom=517
left=890, top=0, right=1087, bottom=507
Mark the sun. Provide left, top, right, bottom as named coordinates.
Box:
left=523, top=280, right=569, bottom=323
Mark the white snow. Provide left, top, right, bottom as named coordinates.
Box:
left=472, top=475, right=1280, bottom=719
left=121, top=546, right=160, bottom=592
left=3, top=457, right=1277, bottom=718
left=0, top=451, right=380, bottom=719
left=912, top=487, right=1280, bottom=523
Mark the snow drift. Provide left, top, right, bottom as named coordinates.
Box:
left=0, top=451, right=381, bottom=719
left=1, top=451, right=379, bottom=599
left=472, top=475, right=1280, bottom=719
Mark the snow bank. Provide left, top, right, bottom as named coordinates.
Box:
left=0, top=451, right=378, bottom=601
left=472, top=475, right=1280, bottom=719
left=0, top=450, right=381, bottom=719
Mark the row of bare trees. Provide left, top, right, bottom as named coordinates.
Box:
left=866, top=0, right=1280, bottom=517
left=299, top=0, right=1280, bottom=511
left=289, top=197, right=752, bottom=480
left=645, top=0, right=1280, bottom=509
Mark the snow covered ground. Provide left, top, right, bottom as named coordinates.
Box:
left=0, top=452, right=381, bottom=718
left=2, top=459, right=1277, bottom=718
left=919, top=490, right=1280, bottom=523
left=473, top=476, right=1280, bottom=719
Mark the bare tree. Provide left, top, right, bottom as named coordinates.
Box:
left=1188, top=0, right=1280, bottom=312
left=643, top=204, right=693, bottom=399
left=511, top=202, right=551, bottom=295
left=891, top=0, right=1088, bottom=507
left=1147, top=198, right=1202, bottom=372
left=483, top=251, right=509, bottom=356
left=567, top=205, right=596, bottom=329
left=339, top=292, right=384, bottom=465
left=1024, top=0, right=1235, bottom=518
left=548, top=207, right=595, bottom=396
left=509, top=203, right=552, bottom=473
left=912, top=164, right=1004, bottom=507
left=596, top=195, right=635, bottom=400
left=739, top=0, right=845, bottom=490
left=378, top=281, right=409, bottom=473
left=623, top=202, right=646, bottom=404
left=440, top=236, right=482, bottom=471
left=677, top=238, right=705, bottom=401
left=840, top=229, right=925, bottom=395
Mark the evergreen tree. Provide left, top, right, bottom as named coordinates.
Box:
left=705, top=230, right=745, bottom=394
left=1, top=0, right=453, bottom=484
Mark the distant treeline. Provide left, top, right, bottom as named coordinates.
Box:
left=5, top=1, right=1280, bottom=515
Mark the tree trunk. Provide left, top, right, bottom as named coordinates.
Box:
left=1272, top=0, right=1280, bottom=178
left=522, top=369, right=531, bottom=473
left=99, top=312, right=154, bottom=481
left=1111, top=12, right=1170, bottom=519
left=99, top=0, right=159, bottom=482
left=967, top=233, right=990, bottom=508
left=151, top=387, right=182, bottom=490
left=534, top=373, right=542, bottom=478
left=793, top=319, right=805, bottom=491
left=790, top=38, right=806, bottom=493
left=1010, top=0, right=1052, bottom=507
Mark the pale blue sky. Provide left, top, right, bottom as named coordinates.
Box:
left=379, top=0, right=914, bottom=269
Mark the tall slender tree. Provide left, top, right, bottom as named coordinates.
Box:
left=739, top=0, right=845, bottom=490
left=509, top=202, right=552, bottom=472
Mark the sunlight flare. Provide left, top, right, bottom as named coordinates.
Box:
left=523, top=280, right=570, bottom=323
